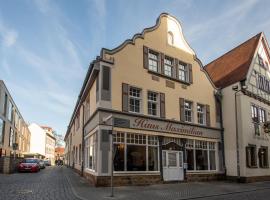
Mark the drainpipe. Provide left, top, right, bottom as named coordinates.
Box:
left=215, top=91, right=226, bottom=175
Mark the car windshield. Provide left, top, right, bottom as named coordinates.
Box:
left=23, top=159, right=38, bottom=163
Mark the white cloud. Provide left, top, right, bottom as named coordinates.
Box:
left=0, top=21, right=18, bottom=47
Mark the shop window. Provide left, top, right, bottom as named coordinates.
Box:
left=258, top=147, right=269, bottom=168
left=129, top=87, right=141, bottom=113
left=148, top=50, right=159, bottom=72
left=184, top=101, right=193, bottom=122
left=113, top=133, right=159, bottom=172
left=147, top=91, right=158, bottom=116
left=84, top=133, right=96, bottom=171
left=186, top=139, right=216, bottom=171
left=209, top=142, right=216, bottom=170
left=246, top=145, right=257, bottom=168
left=195, top=141, right=208, bottom=170
left=164, top=57, right=173, bottom=77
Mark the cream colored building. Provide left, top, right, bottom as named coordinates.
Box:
left=41, top=126, right=56, bottom=165
left=206, top=32, right=270, bottom=182
left=65, top=13, right=224, bottom=186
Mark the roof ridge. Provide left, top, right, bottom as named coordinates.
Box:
left=205, top=32, right=262, bottom=68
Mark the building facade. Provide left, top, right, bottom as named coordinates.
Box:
left=42, top=126, right=56, bottom=165
left=65, top=13, right=224, bottom=186
left=0, top=80, right=31, bottom=173
left=206, top=32, right=270, bottom=182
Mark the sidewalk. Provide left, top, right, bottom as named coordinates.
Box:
left=63, top=167, right=270, bottom=200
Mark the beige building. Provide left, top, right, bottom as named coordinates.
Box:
left=65, top=13, right=224, bottom=186
left=0, top=80, right=31, bottom=173
left=41, top=126, right=56, bottom=165
left=206, top=32, right=270, bottom=182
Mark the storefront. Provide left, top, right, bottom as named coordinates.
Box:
left=83, top=110, right=223, bottom=186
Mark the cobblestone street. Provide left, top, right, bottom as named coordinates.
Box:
left=1, top=166, right=270, bottom=200
left=0, top=166, right=79, bottom=200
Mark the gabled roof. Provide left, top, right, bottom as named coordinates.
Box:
left=205, top=32, right=262, bottom=88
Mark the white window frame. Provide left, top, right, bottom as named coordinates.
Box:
left=197, top=104, right=206, bottom=125
left=184, top=101, right=193, bottom=122
left=148, top=51, right=159, bottom=72
left=147, top=91, right=159, bottom=116
left=164, top=57, right=173, bottom=77
left=129, top=87, right=142, bottom=113
left=178, top=63, right=188, bottom=82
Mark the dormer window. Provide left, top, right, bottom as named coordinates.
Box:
left=168, top=31, right=174, bottom=45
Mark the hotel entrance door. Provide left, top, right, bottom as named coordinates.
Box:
left=162, top=150, right=184, bottom=181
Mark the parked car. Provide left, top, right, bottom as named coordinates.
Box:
left=44, top=160, right=51, bottom=166
left=39, top=159, right=46, bottom=169
left=18, top=158, right=40, bottom=173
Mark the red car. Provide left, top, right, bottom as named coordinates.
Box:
left=18, top=158, right=40, bottom=172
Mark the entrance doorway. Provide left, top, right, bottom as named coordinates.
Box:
left=162, top=150, right=184, bottom=181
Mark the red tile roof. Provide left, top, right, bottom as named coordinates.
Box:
left=205, top=33, right=262, bottom=88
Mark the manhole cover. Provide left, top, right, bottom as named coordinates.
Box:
left=17, top=190, right=33, bottom=194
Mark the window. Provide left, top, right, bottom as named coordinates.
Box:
left=258, top=74, right=270, bottom=93
left=84, top=133, right=96, bottom=171
left=178, top=63, right=188, bottom=82
left=0, top=118, right=4, bottom=144
left=258, top=54, right=264, bottom=67
left=251, top=104, right=266, bottom=136
left=184, top=101, right=192, bottom=122
left=148, top=51, right=158, bottom=72
left=164, top=57, right=173, bottom=76
left=113, top=132, right=159, bottom=172
left=75, top=112, right=80, bottom=130
left=129, top=87, right=141, bottom=113
left=186, top=139, right=216, bottom=171
left=168, top=32, right=174, bottom=45
left=258, top=147, right=268, bottom=168
left=148, top=91, right=158, bottom=116
left=246, top=145, right=257, bottom=168
left=7, top=100, right=13, bottom=122
left=9, top=128, right=14, bottom=147
left=197, top=104, right=205, bottom=125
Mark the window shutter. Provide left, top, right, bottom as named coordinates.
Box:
left=179, top=98, right=185, bottom=122
left=188, top=64, right=193, bottom=84
left=160, top=53, right=165, bottom=74
left=160, top=93, right=165, bottom=118
left=122, top=83, right=129, bottom=112
left=174, top=58, right=179, bottom=79
left=143, top=46, right=149, bottom=69
left=206, top=104, right=210, bottom=126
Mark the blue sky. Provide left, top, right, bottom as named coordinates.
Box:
left=0, top=0, right=269, bottom=136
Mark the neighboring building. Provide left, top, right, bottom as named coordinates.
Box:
left=0, top=80, right=31, bottom=173
left=41, top=126, right=56, bottom=165
left=29, top=124, right=56, bottom=165
left=206, top=32, right=270, bottom=182
left=65, top=13, right=224, bottom=186
left=29, top=123, right=46, bottom=156
left=55, top=147, right=65, bottom=161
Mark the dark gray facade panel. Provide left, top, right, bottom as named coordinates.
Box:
left=100, top=129, right=110, bottom=173
left=101, top=66, right=111, bottom=101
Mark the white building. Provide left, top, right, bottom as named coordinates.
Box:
left=29, top=123, right=46, bottom=157
left=206, top=32, right=270, bottom=182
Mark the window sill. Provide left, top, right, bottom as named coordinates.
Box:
left=113, top=171, right=160, bottom=175
left=148, top=70, right=190, bottom=85
left=247, top=166, right=258, bottom=168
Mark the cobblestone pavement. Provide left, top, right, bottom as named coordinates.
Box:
left=64, top=167, right=270, bottom=200
left=0, top=166, right=80, bottom=200
left=1, top=167, right=270, bottom=200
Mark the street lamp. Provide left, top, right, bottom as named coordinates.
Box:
left=232, top=84, right=247, bottom=182
left=102, top=115, right=114, bottom=197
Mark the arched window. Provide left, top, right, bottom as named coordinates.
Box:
left=168, top=32, right=174, bottom=45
